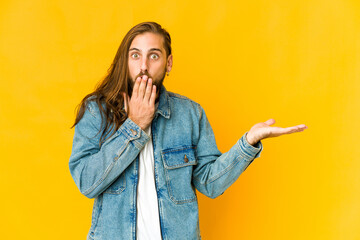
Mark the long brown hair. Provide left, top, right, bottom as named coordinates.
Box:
left=70, top=22, right=172, bottom=146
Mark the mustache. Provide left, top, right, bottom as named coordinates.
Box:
left=135, top=70, right=153, bottom=80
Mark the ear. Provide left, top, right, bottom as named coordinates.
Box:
left=166, top=54, right=173, bottom=72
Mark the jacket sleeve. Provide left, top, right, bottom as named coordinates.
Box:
left=68, top=100, right=150, bottom=199
left=192, top=104, right=263, bottom=199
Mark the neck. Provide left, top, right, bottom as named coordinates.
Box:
left=155, top=88, right=161, bottom=104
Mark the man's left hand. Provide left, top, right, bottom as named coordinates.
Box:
left=246, top=119, right=308, bottom=146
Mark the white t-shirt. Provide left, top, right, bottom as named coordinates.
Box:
left=136, top=107, right=163, bottom=240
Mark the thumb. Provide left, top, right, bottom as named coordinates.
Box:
left=264, top=118, right=276, bottom=126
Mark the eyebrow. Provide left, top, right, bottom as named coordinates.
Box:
left=129, top=48, right=163, bottom=53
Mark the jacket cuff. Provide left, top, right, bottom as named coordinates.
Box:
left=118, top=117, right=151, bottom=150
left=237, top=131, right=263, bottom=161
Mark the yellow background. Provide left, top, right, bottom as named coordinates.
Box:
left=1, top=0, right=359, bottom=239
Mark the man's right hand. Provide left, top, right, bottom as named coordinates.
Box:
left=122, top=75, right=157, bottom=131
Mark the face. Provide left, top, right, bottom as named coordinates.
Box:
left=127, top=32, right=172, bottom=101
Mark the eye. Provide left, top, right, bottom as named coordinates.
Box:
left=131, top=53, right=139, bottom=59
left=150, top=54, right=159, bottom=60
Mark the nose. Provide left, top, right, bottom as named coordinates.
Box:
left=140, top=56, right=148, bottom=73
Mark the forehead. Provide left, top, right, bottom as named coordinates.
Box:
left=129, top=32, right=165, bottom=51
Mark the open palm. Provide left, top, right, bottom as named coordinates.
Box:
left=247, top=119, right=308, bottom=145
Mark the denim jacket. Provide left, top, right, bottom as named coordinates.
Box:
left=69, top=85, right=263, bottom=240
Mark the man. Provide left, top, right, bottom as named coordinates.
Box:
left=69, top=21, right=307, bottom=240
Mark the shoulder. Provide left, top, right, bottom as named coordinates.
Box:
left=83, top=96, right=106, bottom=120
left=166, top=90, right=205, bottom=118
left=167, top=90, right=201, bottom=107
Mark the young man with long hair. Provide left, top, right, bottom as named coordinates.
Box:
left=69, top=21, right=307, bottom=240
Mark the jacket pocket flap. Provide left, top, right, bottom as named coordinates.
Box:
left=161, top=146, right=197, bottom=169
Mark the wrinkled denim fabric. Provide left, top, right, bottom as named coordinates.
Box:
left=69, top=85, right=263, bottom=240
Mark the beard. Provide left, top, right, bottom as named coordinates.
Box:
left=127, top=68, right=166, bottom=103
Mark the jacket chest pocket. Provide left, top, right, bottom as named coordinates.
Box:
left=161, top=145, right=198, bottom=204
left=103, top=172, right=126, bottom=194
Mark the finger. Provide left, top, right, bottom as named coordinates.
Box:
left=132, top=77, right=141, bottom=98
left=269, top=125, right=307, bottom=137
left=264, top=119, right=276, bottom=126
left=138, top=76, right=148, bottom=100
left=283, top=125, right=306, bottom=134
left=122, top=92, right=128, bottom=113
left=127, top=95, right=131, bottom=112
left=144, top=78, right=153, bottom=102
left=149, top=84, right=156, bottom=105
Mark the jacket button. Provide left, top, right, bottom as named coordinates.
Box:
left=184, top=154, right=189, bottom=163
left=130, top=129, right=137, bottom=135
